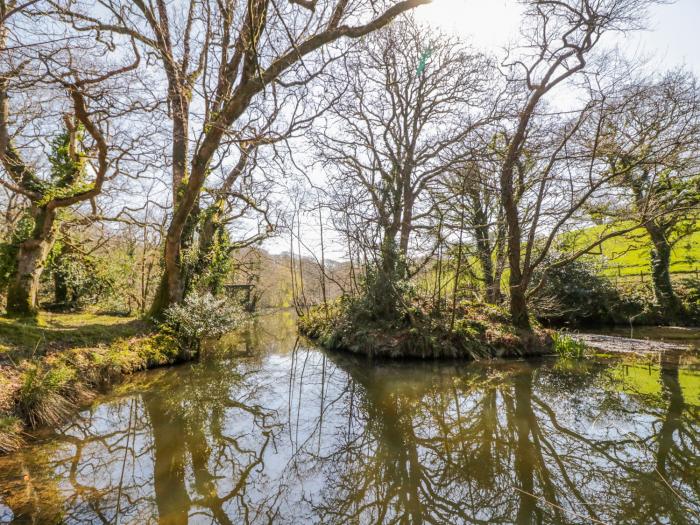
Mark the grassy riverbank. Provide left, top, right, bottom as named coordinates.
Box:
left=0, top=312, right=181, bottom=454
left=299, top=298, right=552, bottom=359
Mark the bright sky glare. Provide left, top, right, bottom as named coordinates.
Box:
left=414, top=0, right=700, bottom=75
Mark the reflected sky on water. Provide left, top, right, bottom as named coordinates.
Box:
left=1, top=311, right=698, bottom=524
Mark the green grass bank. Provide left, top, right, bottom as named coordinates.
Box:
left=0, top=312, right=182, bottom=454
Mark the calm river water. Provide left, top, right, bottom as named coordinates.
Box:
left=0, top=311, right=698, bottom=524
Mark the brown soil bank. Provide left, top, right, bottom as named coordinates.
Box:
left=298, top=299, right=553, bottom=360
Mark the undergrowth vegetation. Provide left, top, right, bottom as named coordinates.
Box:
left=0, top=326, right=182, bottom=454
left=0, top=296, right=249, bottom=455
left=534, top=258, right=700, bottom=327
left=552, top=332, right=589, bottom=359
left=299, top=295, right=552, bottom=359
left=0, top=312, right=147, bottom=362
left=162, top=291, right=244, bottom=358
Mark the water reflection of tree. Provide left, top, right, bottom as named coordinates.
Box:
left=609, top=353, right=700, bottom=524
left=2, top=326, right=698, bottom=524
left=287, top=351, right=699, bottom=524
left=3, top=355, right=283, bottom=524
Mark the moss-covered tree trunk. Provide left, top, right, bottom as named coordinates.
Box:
left=6, top=207, right=56, bottom=316
left=471, top=202, right=499, bottom=304
left=149, top=200, right=201, bottom=319
left=646, top=223, right=683, bottom=323
left=53, top=270, right=68, bottom=305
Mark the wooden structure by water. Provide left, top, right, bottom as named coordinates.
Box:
left=223, top=284, right=256, bottom=311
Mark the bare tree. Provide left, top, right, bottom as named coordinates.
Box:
left=316, top=16, right=495, bottom=316
left=496, top=0, right=667, bottom=330
left=0, top=4, right=141, bottom=315
left=595, top=69, right=700, bottom=321
left=50, top=0, right=431, bottom=318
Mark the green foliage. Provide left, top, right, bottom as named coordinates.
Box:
left=564, top=222, right=700, bottom=277
left=299, top=296, right=551, bottom=359
left=48, top=128, right=85, bottom=186
left=23, top=126, right=90, bottom=204
left=0, top=214, right=34, bottom=294
left=163, top=291, right=244, bottom=357
left=353, top=241, right=413, bottom=325
left=552, top=332, right=588, bottom=359
left=0, top=312, right=148, bottom=362
left=676, top=278, right=700, bottom=324
left=0, top=311, right=184, bottom=453
left=192, top=215, right=233, bottom=295
left=534, top=258, right=621, bottom=325
left=17, top=360, right=77, bottom=428
left=531, top=255, right=700, bottom=326
left=45, top=240, right=113, bottom=309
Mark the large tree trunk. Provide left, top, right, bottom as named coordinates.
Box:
left=503, top=200, right=531, bottom=331
left=646, top=223, right=683, bottom=322
left=149, top=208, right=199, bottom=319
left=148, top=85, right=193, bottom=319
left=500, top=146, right=532, bottom=330
left=509, top=282, right=531, bottom=331
left=6, top=207, right=56, bottom=316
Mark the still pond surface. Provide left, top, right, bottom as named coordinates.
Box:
left=1, top=312, right=698, bottom=524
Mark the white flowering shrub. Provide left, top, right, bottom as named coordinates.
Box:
left=163, top=291, right=244, bottom=356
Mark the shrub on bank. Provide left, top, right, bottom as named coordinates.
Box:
left=677, top=277, right=700, bottom=324
left=0, top=292, right=248, bottom=455
left=162, top=291, right=244, bottom=357
left=532, top=258, right=620, bottom=325
left=551, top=332, right=588, bottom=359
left=533, top=258, right=700, bottom=327
left=299, top=296, right=552, bottom=359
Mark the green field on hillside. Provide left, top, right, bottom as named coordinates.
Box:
left=566, top=224, right=700, bottom=278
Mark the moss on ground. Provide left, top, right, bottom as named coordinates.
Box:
left=298, top=298, right=552, bottom=360
left=0, top=312, right=148, bottom=362
left=0, top=311, right=181, bottom=454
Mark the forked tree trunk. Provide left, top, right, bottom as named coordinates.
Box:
left=6, top=207, right=56, bottom=316
left=149, top=199, right=199, bottom=320
left=646, top=224, right=683, bottom=323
